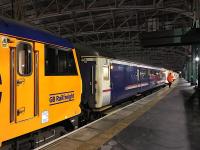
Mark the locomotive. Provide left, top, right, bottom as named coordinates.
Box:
left=0, top=17, right=82, bottom=149
left=0, top=17, right=172, bottom=149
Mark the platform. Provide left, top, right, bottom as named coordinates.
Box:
left=37, top=79, right=200, bottom=150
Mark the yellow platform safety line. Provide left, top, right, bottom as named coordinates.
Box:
left=77, top=80, right=179, bottom=150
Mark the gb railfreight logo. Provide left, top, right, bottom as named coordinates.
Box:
left=49, top=91, right=74, bottom=105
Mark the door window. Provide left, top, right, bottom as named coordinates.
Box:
left=17, top=42, right=32, bottom=76
left=103, top=66, right=109, bottom=80
left=137, top=69, right=140, bottom=81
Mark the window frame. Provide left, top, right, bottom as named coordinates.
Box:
left=44, top=45, right=78, bottom=76
left=17, top=42, right=33, bottom=76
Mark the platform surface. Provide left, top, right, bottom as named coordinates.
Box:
left=100, top=79, right=200, bottom=150
left=38, top=79, right=200, bottom=150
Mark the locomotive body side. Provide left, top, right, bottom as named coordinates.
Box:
left=0, top=18, right=82, bottom=146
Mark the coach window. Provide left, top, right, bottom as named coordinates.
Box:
left=45, top=45, right=77, bottom=76
left=140, top=69, right=148, bottom=79
left=136, top=69, right=139, bottom=81
left=17, top=42, right=32, bottom=76
left=103, top=66, right=109, bottom=80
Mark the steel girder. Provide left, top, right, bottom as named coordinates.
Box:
left=0, top=0, right=194, bottom=70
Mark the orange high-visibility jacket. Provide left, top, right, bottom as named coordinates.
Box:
left=167, top=73, right=174, bottom=83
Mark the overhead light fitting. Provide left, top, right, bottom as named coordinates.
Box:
left=195, top=56, right=200, bottom=62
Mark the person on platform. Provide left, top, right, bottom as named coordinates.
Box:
left=167, top=72, right=174, bottom=88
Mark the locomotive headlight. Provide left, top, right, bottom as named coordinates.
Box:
left=195, top=56, right=200, bottom=62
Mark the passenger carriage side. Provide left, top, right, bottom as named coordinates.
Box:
left=110, top=61, right=139, bottom=103
left=80, top=55, right=167, bottom=111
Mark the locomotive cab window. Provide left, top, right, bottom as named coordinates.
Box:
left=17, top=42, right=32, bottom=76
left=45, top=45, right=77, bottom=76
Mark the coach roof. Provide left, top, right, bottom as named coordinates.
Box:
left=0, top=17, right=73, bottom=48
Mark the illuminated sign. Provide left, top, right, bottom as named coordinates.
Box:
left=49, top=91, right=74, bottom=105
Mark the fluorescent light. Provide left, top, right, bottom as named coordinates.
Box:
left=195, top=56, right=200, bottom=62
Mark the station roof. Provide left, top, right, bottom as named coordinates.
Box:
left=0, top=0, right=194, bottom=71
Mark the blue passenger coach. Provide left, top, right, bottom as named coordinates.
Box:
left=79, top=53, right=167, bottom=110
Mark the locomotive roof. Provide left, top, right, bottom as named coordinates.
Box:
left=0, top=17, right=73, bottom=48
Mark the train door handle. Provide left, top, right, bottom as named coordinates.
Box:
left=17, top=107, right=25, bottom=116
left=16, top=79, right=25, bottom=85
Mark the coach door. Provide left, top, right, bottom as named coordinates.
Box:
left=81, top=61, right=96, bottom=106
left=15, top=42, right=34, bottom=122
left=102, top=64, right=111, bottom=105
